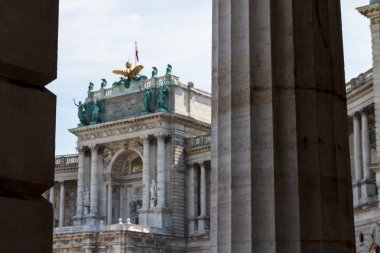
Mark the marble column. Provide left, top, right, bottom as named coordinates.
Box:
left=75, top=147, right=85, bottom=218
left=90, top=145, right=99, bottom=216
left=156, top=133, right=166, bottom=208
left=188, top=165, right=195, bottom=235
left=126, top=185, right=132, bottom=220
left=362, top=109, right=371, bottom=181
left=59, top=181, right=65, bottom=227
left=212, top=0, right=355, bottom=252
left=354, top=113, right=363, bottom=183
left=49, top=185, right=55, bottom=205
left=198, top=162, right=207, bottom=234
left=200, top=163, right=207, bottom=217
left=119, top=185, right=124, bottom=220
left=107, top=183, right=113, bottom=224
left=141, top=136, right=150, bottom=210
left=358, top=3, right=380, bottom=161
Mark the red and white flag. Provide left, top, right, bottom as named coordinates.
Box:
left=135, top=41, right=139, bottom=63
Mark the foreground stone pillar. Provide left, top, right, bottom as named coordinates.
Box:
left=212, top=0, right=355, bottom=252
left=90, top=145, right=99, bottom=215
left=74, top=147, right=85, bottom=219
left=0, top=1, right=58, bottom=252
left=156, top=133, right=166, bottom=208
left=59, top=181, right=65, bottom=227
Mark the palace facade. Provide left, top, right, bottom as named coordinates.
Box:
left=47, top=1, right=380, bottom=253
left=347, top=1, right=380, bottom=253
left=48, top=71, right=213, bottom=252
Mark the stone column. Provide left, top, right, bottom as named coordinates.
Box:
left=141, top=136, right=150, bottom=209
left=358, top=3, right=380, bottom=161
left=362, top=109, right=371, bottom=180
left=49, top=185, right=55, bottom=205
left=212, top=0, right=355, bottom=252
left=156, top=133, right=167, bottom=208
left=126, top=185, right=132, bottom=219
left=354, top=113, right=363, bottom=183
left=200, top=163, right=207, bottom=216
left=90, top=145, right=99, bottom=215
left=188, top=165, right=195, bottom=236
left=198, top=162, right=207, bottom=234
left=75, top=147, right=85, bottom=218
left=59, top=181, right=65, bottom=227
left=107, top=183, right=113, bottom=224
left=120, top=185, right=124, bottom=220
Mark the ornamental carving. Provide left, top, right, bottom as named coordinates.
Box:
left=103, top=147, right=115, bottom=168
left=79, top=121, right=162, bottom=141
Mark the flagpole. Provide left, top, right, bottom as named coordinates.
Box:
left=135, top=41, right=137, bottom=66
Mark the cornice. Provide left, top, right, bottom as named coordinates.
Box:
left=186, top=145, right=211, bottom=155
left=70, top=113, right=211, bottom=143
left=347, top=81, right=373, bottom=103
left=357, top=3, right=379, bottom=20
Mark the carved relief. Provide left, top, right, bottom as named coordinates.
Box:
left=103, top=147, right=115, bottom=168
left=78, top=121, right=162, bottom=141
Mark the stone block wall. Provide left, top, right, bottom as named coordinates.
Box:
left=0, top=1, right=58, bottom=252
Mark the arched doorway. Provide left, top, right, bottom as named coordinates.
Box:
left=105, top=149, right=143, bottom=224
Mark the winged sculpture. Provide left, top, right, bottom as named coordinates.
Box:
left=113, top=60, right=144, bottom=80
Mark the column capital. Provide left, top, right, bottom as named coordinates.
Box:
left=77, top=146, right=86, bottom=155
left=155, top=132, right=170, bottom=142
left=90, top=145, right=99, bottom=152
left=140, top=135, right=151, bottom=144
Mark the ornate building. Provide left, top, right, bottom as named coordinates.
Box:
left=47, top=65, right=213, bottom=252
left=347, top=1, right=380, bottom=253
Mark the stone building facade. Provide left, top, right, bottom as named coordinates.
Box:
left=348, top=1, right=380, bottom=253
left=48, top=72, right=213, bottom=252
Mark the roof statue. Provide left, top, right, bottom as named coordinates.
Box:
left=113, top=60, right=147, bottom=88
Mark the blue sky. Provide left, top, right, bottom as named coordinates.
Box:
left=48, top=0, right=373, bottom=155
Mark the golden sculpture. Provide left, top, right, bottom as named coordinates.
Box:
left=113, top=60, right=144, bottom=79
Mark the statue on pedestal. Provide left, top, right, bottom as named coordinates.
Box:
left=88, top=82, right=94, bottom=92
left=152, top=67, right=158, bottom=78
left=150, top=179, right=157, bottom=207
left=166, top=64, right=172, bottom=75
left=139, top=86, right=153, bottom=113
left=73, top=99, right=88, bottom=126
left=157, top=85, right=169, bottom=112
left=100, top=79, right=107, bottom=89
left=90, top=100, right=101, bottom=124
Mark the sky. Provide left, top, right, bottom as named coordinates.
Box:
left=47, top=0, right=373, bottom=155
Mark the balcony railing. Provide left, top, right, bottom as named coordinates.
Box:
left=346, top=69, right=373, bottom=93
left=91, top=75, right=180, bottom=100
left=187, top=134, right=211, bottom=148
left=53, top=223, right=167, bottom=235
left=55, top=155, right=79, bottom=167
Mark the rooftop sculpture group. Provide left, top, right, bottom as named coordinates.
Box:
left=74, top=60, right=174, bottom=127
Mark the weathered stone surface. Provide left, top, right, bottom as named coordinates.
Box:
left=0, top=0, right=58, bottom=86
left=212, top=0, right=355, bottom=252
left=0, top=80, right=56, bottom=194
left=0, top=195, right=53, bottom=253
